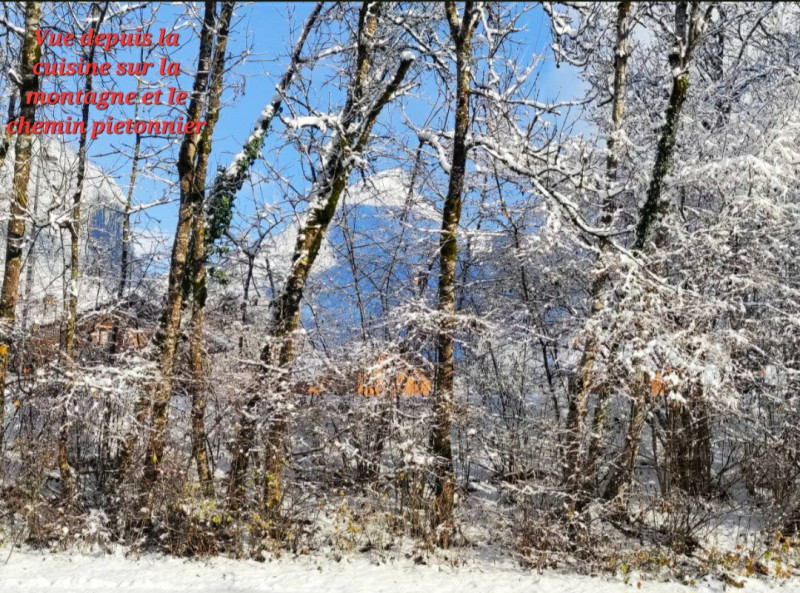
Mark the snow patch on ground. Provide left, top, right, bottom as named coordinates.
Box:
left=0, top=547, right=792, bottom=593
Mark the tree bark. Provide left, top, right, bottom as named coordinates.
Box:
left=226, top=2, right=414, bottom=514
left=428, top=0, right=479, bottom=535
left=564, top=1, right=631, bottom=502
left=140, top=0, right=218, bottom=492
left=665, top=382, right=711, bottom=496
left=187, top=0, right=235, bottom=498
left=0, top=1, right=41, bottom=456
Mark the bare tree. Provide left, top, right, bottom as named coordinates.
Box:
left=604, top=1, right=711, bottom=504
left=186, top=0, right=235, bottom=498
left=141, top=0, right=232, bottom=493
left=563, top=0, right=632, bottom=509
left=0, top=1, right=41, bottom=455
left=227, top=1, right=415, bottom=514
left=428, top=0, right=481, bottom=535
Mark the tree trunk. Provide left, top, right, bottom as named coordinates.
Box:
left=0, top=1, right=41, bottom=456
left=633, top=3, right=694, bottom=251
left=632, top=71, right=690, bottom=251
left=238, top=254, right=255, bottom=354
left=603, top=373, right=649, bottom=502
left=141, top=0, right=218, bottom=492
left=226, top=2, right=414, bottom=514
left=189, top=203, right=214, bottom=497
left=0, top=94, right=17, bottom=177
left=111, top=73, right=144, bottom=354
left=187, top=0, right=235, bottom=498
left=565, top=0, right=631, bottom=503
left=665, top=383, right=711, bottom=496
left=604, top=1, right=704, bottom=502
left=59, top=2, right=109, bottom=504
left=605, top=1, right=631, bottom=180
left=21, top=154, right=42, bottom=331
left=661, top=7, right=725, bottom=497
left=214, top=0, right=329, bottom=508
left=427, top=0, right=480, bottom=536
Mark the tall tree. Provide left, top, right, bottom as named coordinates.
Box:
left=563, top=0, right=631, bottom=506
left=63, top=2, right=108, bottom=359
left=428, top=0, right=480, bottom=534
left=140, top=0, right=230, bottom=491
left=604, top=1, right=710, bottom=503
left=186, top=6, right=322, bottom=496
left=186, top=0, right=235, bottom=498
left=0, top=1, right=41, bottom=455
left=110, top=76, right=143, bottom=354
left=226, top=1, right=414, bottom=513
left=58, top=0, right=110, bottom=503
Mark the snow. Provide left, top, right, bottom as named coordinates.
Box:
left=417, top=130, right=453, bottom=175
left=0, top=16, right=24, bottom=36
left=345, top=168, right=439, bottom=221
left=282, top=115, right=333, bottom=133
left=0, top=547, right=789, bottom=593
left=0, top=137, right=126, bottom=212
left=266, top=219, right=336, bottom=282
left=223, top=104, right=276, bottom=177
left=0, top=136, right=127, bottom=321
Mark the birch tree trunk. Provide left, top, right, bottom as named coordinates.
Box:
left=0, top=1, right=41, bottom=456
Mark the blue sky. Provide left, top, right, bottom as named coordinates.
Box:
left=19, top=1, right=592, bottom=349
left=33, top=2, right=585, bottom=256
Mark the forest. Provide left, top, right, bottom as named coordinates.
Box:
left=1, top=1, right=800, bottom=589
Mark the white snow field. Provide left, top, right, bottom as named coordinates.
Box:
left=0, top=548, right=795, bottom=593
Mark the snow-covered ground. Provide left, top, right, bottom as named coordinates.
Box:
left=0, top=547, right=795, bottom=593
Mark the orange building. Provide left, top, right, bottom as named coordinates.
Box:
left=305, top=356, right=432, bottom=398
